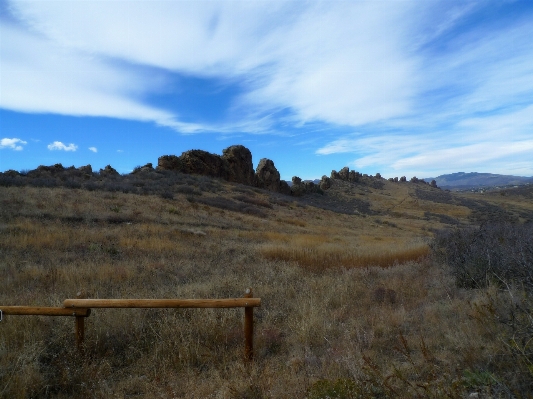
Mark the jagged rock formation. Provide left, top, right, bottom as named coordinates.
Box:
left=99, top=165, right=119, bottom=177
left=131, top=163, right=154, bottom=174
left=157, top=155, right=184, bottom=171
left=331, top=167, right=361, bottom=183
left=255, top=158, right=281, bottom=192
left=320, top=175, right=332, bottom=190
left=157, top=149, right=228, bottom=178
left=290, top=176, right=306, bottom=197
left=290, top=176, right=326, bottom=196
left=158, top=146, right=289, bottom=194
left=182, top=150, right=228, bottom=179
left=222, top=145, right=255, bottom=185
left=157, top=146, right=254, bottom=185
left=339, top=167, right=350, bottom=181
left=78, top=165, right=92, bottom=175
left=27, top=163, right=65, bottom=177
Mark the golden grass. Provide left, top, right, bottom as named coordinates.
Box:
left=260, top=240, right=430, bottom=270
left=1, top=184, right=532, bottom=397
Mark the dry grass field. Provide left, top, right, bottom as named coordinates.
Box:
left=1, top=174, right=532, bottom=398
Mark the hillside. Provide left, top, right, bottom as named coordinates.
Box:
left=425, top=171, right=533, bottom=190
left=2, top=148, right=533, bottom=397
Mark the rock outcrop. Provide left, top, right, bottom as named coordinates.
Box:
left=157, top=146, right=290, bottom=194
left=181, top=150, right=228, bottom=179
left=290, top=176, right=327, bottom=196
left=222, top=145, right=254, bottom=185
left=131, top=163, right=154, bottom=174
left=77, top=165, right=92, bottom=175
left=255, top=158, right=281, bottom=192
left=27, top=163, right=65, bottom=177
left=99, top=165, right=119, bottom=177
left=320, top=175, right=332, bottom=190
left=339, top=167, right=350, bottom=181
left=157, top=155, right=184, bottom=171
left=157, top=146, right=253, bottom=185
left=330, top=167, right=360, bottom=183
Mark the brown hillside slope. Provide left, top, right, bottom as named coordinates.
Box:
left=1, top=175, right=532, bottom=397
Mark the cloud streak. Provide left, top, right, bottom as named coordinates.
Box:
left=1, top=1, right=422, bottom=129
left=1, top=1, right=532, bottom=175
left=47, top=141, right=77, bottom=151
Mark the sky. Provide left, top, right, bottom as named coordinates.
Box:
left=1, top=0, right=533, bottom=180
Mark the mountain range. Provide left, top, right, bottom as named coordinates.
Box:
left=423, top=172, right=533, bottom=190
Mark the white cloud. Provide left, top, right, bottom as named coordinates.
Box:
left=2, top=1, right=423, bottom=130
left=316, top=105, right=533, bottom=177
left=88, top=147, right=97, bottom=153
left=0, top=138, right=27, bottom=151
left=47, top=141, right=78, bottom=151
left=4, top=1, right=531, bottom=132
left=1, top=1, right=533, bottom=177
left=0, top=20, right=177, bottom=126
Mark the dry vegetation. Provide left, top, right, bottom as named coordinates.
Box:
left=1, top=176, right=533, bottom=398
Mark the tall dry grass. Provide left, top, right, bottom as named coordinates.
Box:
left=260, top=234, right=430, bottom=271
left=1, top=185, right=531, bottom=398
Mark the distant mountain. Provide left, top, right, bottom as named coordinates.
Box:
left=425, top=172, right=533, bottom=190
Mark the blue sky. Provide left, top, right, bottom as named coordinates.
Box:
left=1, top=0, right=532, bottom=180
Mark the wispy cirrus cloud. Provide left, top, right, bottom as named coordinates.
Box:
left=88, top=147, right=97, bottom=153
left=1, top=1, right=533, bottom=176
left=0, top=137, right=27, bottom=151
left=47, top=141, right=77, bottom=151
left=317, top=104, right=533, bottom=177
left=1, top=1, right=423, bottom=130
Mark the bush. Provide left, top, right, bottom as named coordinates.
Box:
left=160, top=191, right=174, bottom=200
left=432, top=222, right=533, bottom=290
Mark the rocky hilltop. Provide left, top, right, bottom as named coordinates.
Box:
left=157, top=145, right=291, bottom=194
left=1, top=144, right=440, bottom=198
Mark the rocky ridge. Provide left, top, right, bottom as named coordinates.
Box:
left=1, top=144, right=440, bottom=197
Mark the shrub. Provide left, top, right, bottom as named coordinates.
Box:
left=160, top=191, right=174, bottom=200
left=432, top=222, right=533, bottom=290
left=63, top=179, right=82, bottom=189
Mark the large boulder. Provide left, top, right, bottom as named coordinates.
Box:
left=180, top=150, right=229, bottom=179
left=339, top=167, right=350, bottom=181
left=222, top=145, right=254, bottom=185
left=320, top=175, right=332, bottom=190
left=290, top=176, right=306, bottom=196
left=330, top=170, right=340, bottom=179
left=349, top=170, right=360, bottom=183
left=157, top=155, right=185, bottom=172
left=255, top=158, right=281, bottom=192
